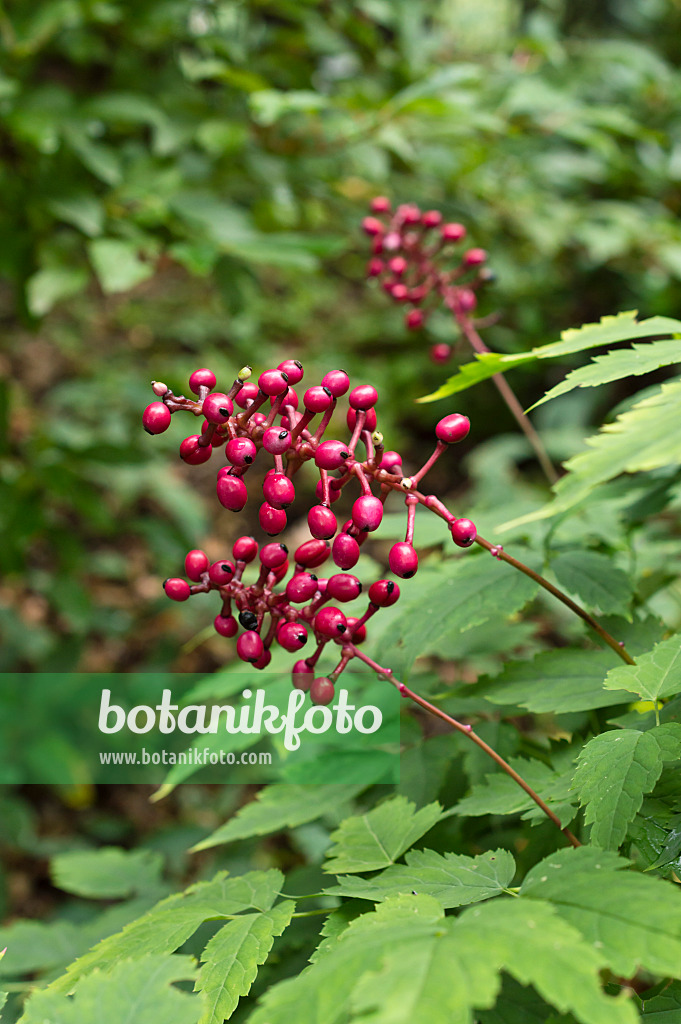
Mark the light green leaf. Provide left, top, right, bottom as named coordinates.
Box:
left=0, top=920, right=81, bottom=978
left=191, top=785, right=364, bottom=852
left=26, top=266, right=88, bottom=316
left=521, top=847, right=681, bottom=977
left=48, top=195, right=104, bottom=237
left=249, top=89, right=330, bottom=126
left=21, top=954, right=200, bottom=1024
left=196, top=902, right=295, bottom=1024
left=455, top=758, right=576, bottom=825
left=324, top=797, right=445, bottom=874
left=0, top=991, right=6, bottom=1017
left=605, top=634, right=681, bottom=702
left=325, top=847, right=515, bottom=908
left=50, top=847, right=164, bottom=900
left=572, top=726, right=681, bottom=849
left=88, top=238, right=155, bottom=293
left=551, top=550, right=633, bottom=618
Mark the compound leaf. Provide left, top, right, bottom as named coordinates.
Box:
left=605, top=634, right=681, bottom=702
left=455, top=758, right=576, bottom=825
left=324, top=797, right=445, bottom=874
left=550, top=550, right=633, bottom=618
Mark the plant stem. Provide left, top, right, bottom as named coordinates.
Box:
left=348, top=645, right=581, bottom=849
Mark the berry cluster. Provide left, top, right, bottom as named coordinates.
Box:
left=362, top=197, right=493, bottom=364
left=143, top=361, right=476, bottom=703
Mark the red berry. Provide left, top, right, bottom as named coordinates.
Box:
left=388, top=542, right=418, bottom=579
left=314, top=606, right=348, bottom=638
left=450, top=518, right=477, bottom=547
left=368, top=579, right=400, bottom=607
left=217, top=474, right=248, bottom=512
left=351, top=495, right=383, bottom=532
left=398, top=203, right=421, bottom=225
left=270, top=558, right=289, bottom=583
left=277, top=621, right=309, bottom=652
left=273, top=386, right=299, bottom=410
left=391, top=283, right=409, bottom=302
left=233, top=535, right=258, bottom=562
left=293, top=539, right=329, bottom=571
left=388, top=256, right=407, bottom=276
left=260, top=542, right=288, bottom=569
left=262, top=427, right=291, bottom=455
left=235, top=382, right=260, bottom=408
left=430, top=343, right=452, bottom=364
left=209, top=561, right=235, bottom=586
left=163, top=578, right=191, bottom=601
left=253, top=649, right=272, bottom=670
left=422, top=210, right=443, bottom=228
left=455, top=287, right=477, bottom=313
left=180, top=435, right=212, bottom=464
left=184, top=549, right=209, bottom=581
left=315, top=478, right=341, bottom=504
left=277, top=359, right=304, bottom=385
left=327, top=574, right=362, bottom=602
left=315, top=439, right=351, bottom=471
left=304, top=385, right=334, bottom=413
left=435, top=413, right=470, bottom=444
left=441, top=223, right=466, bottom=242
left=189, top=368, right=217, bottom=394
left=346, top=616, right=367, bottom=643
left=258, top=369, right=289, bottom=396
left=349, top=384, right=378, bottom=410
left=362, top=216, right=385, bottom=236
left=237, top=632, right=264, bottom=664
left=214, top=614, right=238, bottom=637
left=332, top=532, right=360, bottom=570
left=346, top=407, right=377, bottom=432
left=285, top=572, right=319, bottom=603
left=367, top=258, right=384, bottom=277
left=308, top=505, right=337, bottom=540
left=251, top=412, right=267, bottom=427
left=370, top=196, right=391, bottom=214
left=226, top=437, right=257, bottom=467
left=263, top=472, right=295, bottom=509
left=321, top=369, right=350, bottom=398
left=259, top=502, right=287, bottom=535
left=310, top=677, right=335, bottom=705
left=292, top=660, right=314, bottom=691
left=405, top=309, right=425, bottom=330
left=202, top=393, right=234, bottom=424
left=380, top=450, right=402, bottom=473
left=464, top=247, right=487, bottom=266
left=143, top=402, right=171, bottom=434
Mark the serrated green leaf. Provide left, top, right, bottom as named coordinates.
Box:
left=455, top=758, right=577, bottom=825
left=550, top=550, right=633, bottom=618
left=521, top=847, right=681, bottom=977
left=21, top=954, right=200, bottom=1024
left=477, top=975, right=566, bottom=1024
left=605, top=634, right=681, bottom=702
left=88, top=238, right=155, bottom=293
left=572, top=727, right=681, bottom=849
left=483, top=648, right=633, bottom=713
left=325, top=847, right=515, bottom=908
left=324, top=797, right=445, bottom=874
left=191, top=785, right=364, bottom=852
left=50, top=870, right=283, bottom=992
left=50, top=847, right=164, bottom=900
left=196, top=901, right=295, bottom=1024
left=641, top=980, right=681, bottom=1019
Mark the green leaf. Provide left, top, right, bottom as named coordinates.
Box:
left=572, top=726, right=681, bottom=849
left=191, top=785, right=364, bottom=852
left=249, top=89, right=330, bottom=126
left=21, top=954, right=200, bottom=1024
left=49, top=870, right=283, bottom=992
left=483, top=648, right=633, bottom=714
left=605, top=634, right=681, bottom=702
left=50, top=847, right=164, bottom=900
left=455, top=758, right=576, bottom=825
left=550, top=550, right=633, bottom=618
left=88, top=238, right=156, bottom=294
left=48, top=195, right=104, bottom=237
left=641, top=981, right=681, bottom=1019
left=0, top=991, right=6, bottom=1017
left=324, top=797, right=445, bottom=874
left=521, top=847, right=681, bottom=977
left=0, top=920, right=81, bottom=978
left=26, top=266, right=89, bottom=316
left=325, top=847, right=515, bottom=908
left=196, top=901, right=295, bottom=1024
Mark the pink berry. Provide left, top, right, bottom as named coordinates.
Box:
left=388, top=542, right=418, bottom=579
left=346, top=407, right=377, bottom=432
left=391, top=283, right=409, bottom=301
left=315, top=478, right=341, bottom=504
left=259, top=502, right=287, bottom=535
left=295, top=538, right=330, bottom=569
left=370, top=196, right=391, bottom=214
left=430, top=343, right=452, bottom=364
left=349, top=385, right=378, bottom=410
left=367, top=258, right=384, bottom=277
left=351, top=495, right=383, bottom=532
left=310, top=677, right=335, bottom=705
left=292, top=660, right=314, bottom=691
left=209, top=560, right=235, bottom=586
left=258, top=369, right=289, bottom=396
left=277, top=359, right=304, bottom=385
left=383, top=231, right=401, bottom=251
left=251, top=412, right=267, bottom=427
left=368, top=579, right=400, bottom=607
left=450, top=518, right=477, bottom=547
left=332, top=532, right=360, bottom=571
left=327, top=574, right=362, bottom=602
left=233, top=535, right=258, bottom=562
left=399, top=203, right=421, bottom=225
left=226, top=437, right=257, bottom=467
left=380, top=451, right=402, bottom=473
left=189, top=368, right=217, bottom=394
left=341, top=519, right=368, bottom=545
left=388, top=256, right=407, bottom=276
left=214, top=614, right=238, bottom=637
left=441, top=223, right=466, bottom=242
left=217, top=474, right=248, bottom=512
left=346, top=617, right=367, bottom=643
left=435, top=413, right=470, bottom=444
left=274, top=386, right=299, bottom=410
left=304, top=385, right=334, bottom=413
left=464, top=248, right=487, bottom=266
left=315, top=440, right=351, bottom=471
left=253, top=649, right=272, bottom=670
left=362, top=216, right=384, bottom=236
left=405, top=309, right=425, bottom=330
left=270, top=558, right=289, bottom=584
left=235, top=382, right=259, bottom=408
left=180, top=435, right=212, bottom=465
left=422, top=210, right=443, bottom=228
left=286, top=572, right=319, bottom=603
left=321, top=369, right=350, bottom=397
left=263, top=427, right=291, bottom=454
left=277, top=621, right=309, bottom=652
left=263, top=472, right=295, bottom=509
left=260, top=542, right=288, bottom=569
left=455, top=287, right=477, bottom=314
left=237, top=631, right=264, bottom=664
left=314, top=606, right=348, bottom=638
left=143, top=402, right=171, bottom=434
left=184, top=549, right=209, bottom=581
left=163, top=578, right=191, bottom=601
left=202, top=393, right=234, bottom=424
left=308, top=505, right=337, bottom=540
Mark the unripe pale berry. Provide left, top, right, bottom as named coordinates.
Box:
left=441, top=222, right=466, bottom=242
left=277, top=621, right=309, bottom=652
left=308, top=504, right=337, bottom=540
left=435, top=413, right=470, bottom=444
left=285, top=572, right=319, bottom=603
left=235, top=382, right=259, bottom=408
left=370, top=196, right=391, bottom=214
left=263, top=472, right=295, bottom=509
left=292, top=660, right=314, bottom=691
left=450, top=518, right=477, bottom=547
left=346, top=616, right=367, bottom=643
left=314, top=606, right=348, bottom=638
left=351, top=495, right=383, bottom=532
left=225, top=437, right=257, bottom=467
left=327, top=574, right=362, bottom=602
left=346, top=407, right=377, bottom=432
left=216, top=474, right=248, bottom=512
left=464, top=247, right=487, bottom=266
left=189, top=368, right=216, bottom=394
left=236, top=631, right=264, bottom=664
left=180, top=435, right=212, bottom=464
left=368, top=579, right=400, bottom=607
left=143, top=402, right=171, bottom=434
left=185, top=549, right=210, bottom=581
left=163, top=578, right=191, bottom=601
left=388, top=542, right=418, bottom=579
left=277, top=358, right=304, bottom=385
left=214, top=614, right=238, bottom=637
left=310, top=677, right=335, bottom=705
left=263, top=427, right=291, bottom=455
left=260, top=542, right=288, bottom=569
left=295, top=538, right=330, bottom=569
left=202, top=393, right=233, bottom=424
left=332, top=532, right=360, bottom=570
left=209, top=560, right=235, bottom=586
left=383, top=231, right=401, bottom=251
left=430, top=343, right=452, bottom=364
left=380, top=450, right=402, bottom=473
left=405, top=309, right=425, bottom=330
left=315, top=478, right=341, bottom=504
left=349, top=384, right=378, bottom=410
left=321, top=369, right=350, bottom=397
left=258, top=369, right=289, bottom=396
left=259, top=502, right=287, bottom=535
left=233, top=535, right=258, bottom=562
left=315, top=439, right=351, bottom=471
left=304, top=385, right=334, bottom=413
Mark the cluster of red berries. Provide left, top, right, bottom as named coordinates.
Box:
left=362, top=197, right=493, bottom=364
left=143, top=361, right=476, bottom=704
